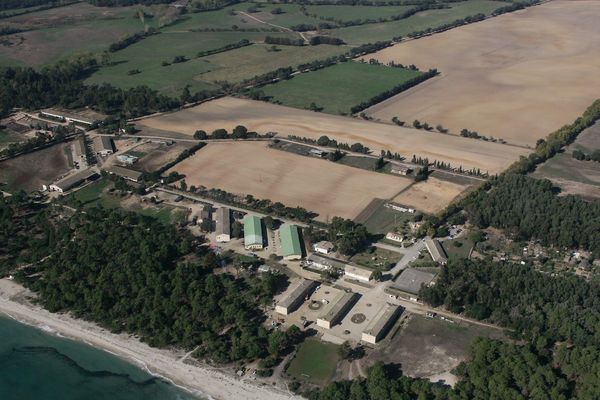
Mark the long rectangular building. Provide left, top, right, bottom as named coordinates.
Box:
left=215, top=207, right=231, bottom=242
left=48, top=168, right=98, bottom=193
left=103, top=165, right=143, bottom=182
left=280, top=224, right=302, bottom=260
left=92, top=136, right=114, bottom=156
left=426, top=238, right=448, bottom=265
left=386, top=268, right=436, bottom=302
left=244, top=215, right=264, bottom=250
left=361, top=303, right=402, bottom=345
left=275, top=279, right=317, bottom=315
left=317, top=291, right=358, bottom=329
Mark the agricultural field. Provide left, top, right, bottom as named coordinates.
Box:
left=363, top=314, right=505, bottom=384
left=531, top=121, right=600, bottom=200
left=0, top=142, right=71, bottom=192
left=128, top=141, right=195, bottom=173
left=363, top=0, right=600, bottom=147
left=257, top=61, right=422, bottom=115
left=286, top=338, right=340, bottom=385
left=0, top=2, right=154, bottom=66
left=326, top=0, right=506, bottom=44
left=393, top=177, right=470, bottom=215
left=166, top=142, right=412, bottom=222
left=137, top=97, right=528, bottom=174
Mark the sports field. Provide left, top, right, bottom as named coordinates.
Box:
left=327, top=0, right=505, bottom=44
left=393, top=177, right=470, bottom=215
left=137, top=97, right=528, bottom=174
left=166, top=142, right=412, bottom=221
left=258, top=61, right=422, bottom=115
left=287, top=339, right=340, bottom=385
left=363, top=0, right=600, bottom=147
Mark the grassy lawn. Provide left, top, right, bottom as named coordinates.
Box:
left=230, top=3, right=322, bottom=29
left=350, top=247, right=402, bottom=271
left=259, top=61, right=422, bottom=115
left=287, top=339, right=339, bottom=385
left=442, top=237, right=473, bottom=260
left=336, top=155, right=380, bottom=171
left=198, top=43, right=346, bottom=84
left=362, top=201, right=414, bottom=235
left=0, top=130, right=24, bottom=145
left=326, top=0, right=507, bottom=44
left=305, top=4, right=416, bottom=22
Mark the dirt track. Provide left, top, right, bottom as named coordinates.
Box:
left=138, top=97, right=527, bottom=174
left=362, top=0, right=600, bottom=146
left=167, top=142, right=412, bottom=221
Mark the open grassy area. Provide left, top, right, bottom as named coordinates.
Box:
left=336, top=155, right=380, bottom=171
left=259, top=61, right=422, bottom=115
left=0, top=130, right=24, bottom=145
left=305, top=4, right=415, bottom=22
left=441, top=237, right=474, bottom=260
left=287, top=339, right=339, bottom=385
left=350, top=247, right=402, bottom=271
left=326, top=0, right=506, bottom=44
left=357, top=199, right=414, bottom=235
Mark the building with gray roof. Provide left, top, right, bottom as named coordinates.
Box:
left=317, top=291, right=358, bottom=329
left=275, top=279, right=317, bottom=315
left=386, top=268, right=436, bottom=302
left=362, top=303, right=402, bottom=344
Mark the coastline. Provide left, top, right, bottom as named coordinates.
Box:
left=0, top=278, right=298, bottom=400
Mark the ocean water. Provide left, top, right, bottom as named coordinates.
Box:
left=0, top=316, right=200, bottom=400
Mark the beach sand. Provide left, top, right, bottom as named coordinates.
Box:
left=0, top=278, right=298, bottom=400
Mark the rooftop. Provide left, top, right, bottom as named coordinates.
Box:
left=215, top=207, right=230, bottom=236
left=278, top=279, right=317, bottom=309
left=320, top=291, right=356, bottom=322
left=344, top=264, right=374, bottom=279
left=307, top=254, right=347, bottom=269
left=280, top=224, right=302, bottom=257
left=103, top=165, right=143, bottom=181
left=426, top=238, right=448, bottom=263
left=363, top=303, right=401, bottom=337
left=52, top=168, right=98, bottom=191
left=391, top=268, right=436, bottom=295
left=42, top=107, right=108, bottom=125
left=244, top=215, right=263, bottom=246
left=93, top=136, right=114, bottom=152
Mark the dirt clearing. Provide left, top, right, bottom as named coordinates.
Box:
left=393, top=177, right=470, bottom=214
left=166, top=142, right=412, bottom=221
left=362, top=0, right=600, bottom=147
left=137, top=97, right=527, bottom=174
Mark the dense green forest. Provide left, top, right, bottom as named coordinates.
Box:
left=463, top=174, right=600, bottom=256
left=6, top=201, right=291, bottom=363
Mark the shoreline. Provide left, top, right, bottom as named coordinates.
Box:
left=0, top=278, right=298, bottom=400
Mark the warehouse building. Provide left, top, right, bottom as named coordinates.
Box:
left=103, top=165, right=143, bottom=182
left=361, top=303, right=402, bottom=345
left=426, top=238, right=448, bottom=265
left=48, top=168, right=98, bottom=193
left=215, top=207, right=231, bottom=242
left=72, top=137, right=88, bottom=169
left=40, top=108, right=107, bottom=128
left=306, top=254, right=347, bottom=271
left=317, top=291, right=358, bottom=329
left=344, top=265, right=373, bottom=283
left=280, top=224, right=303, bottom=260
left=386, top=268, right=436, bottom=302
left=92, top=136, right=114, bottom=156
left=275, top=279, right=318, bottom=315
left=244, top=215, right=264, bottom=250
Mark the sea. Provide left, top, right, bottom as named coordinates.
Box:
left=0, top=316, right=201, bottom=400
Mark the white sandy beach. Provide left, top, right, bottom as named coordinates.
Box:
left=0, top=278, right=299, bottom=400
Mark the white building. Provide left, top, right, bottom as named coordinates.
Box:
left=362, top=303, right=402, bottom=344
left=385, top=232, right=403, bottom=243
left=316, top=291, right=357, bottom=329
left=313, top=241, right=334, bottom=254
left=344, top=265, right=373, bottom=283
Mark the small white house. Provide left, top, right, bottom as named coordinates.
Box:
left=313, top=241, right=335, bottom=254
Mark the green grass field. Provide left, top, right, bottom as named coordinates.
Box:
left=326, top=0, right=506, bottom=44
left=350, top=247, right=402, bottom=270
left=336, top=155, right=380, bottom=170
left=441, top=237, right=474, bottom=260
left=287, top=339, right=339, bottom=385
left=0, top=130, right=24, bottom=145
left=259, top=61, right=422, bottom=114
left=305, top=4, right=415, bottom=22
left=363, top=203, right=414, bottom=235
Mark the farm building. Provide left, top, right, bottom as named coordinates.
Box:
left=361, top=303, right=402, bottom=345
left=317, top=291, right=358, bottom=329
left=386, top=268, right=436, bottom=302
left=309, top=148, right=327, bottom=158
left=313, top=241, right=334, bottom=254
left=344, top=265, right=373, bottom=283
left=116, top=154, right=138, bottom=165
left=425, top=238, right=448, bottom=265
left=72, top=137, right=87, bottom=169
left=280, top=224, right=303, bottom=260
left=385, top=202, right=415, bottom=213
left=390, top=165, right=411, bottom=175
left=306, top=254, right=347, bottom=271
left=40, top=108, right=107, bottom=128
left=103, top=165, right=143, bottom=182
left=244, top=215, right=264, bottom=250
left=386, top=232, right=403, bottom=243
left=215, top=207, right=231, bottom=242
left=48, top=168, right=98, bottom=193
left=275, top=279, right=318, bottom=315
left=92, top=136, right=114, bottom=156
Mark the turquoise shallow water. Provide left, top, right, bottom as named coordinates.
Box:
left=0, top=316, right=200, bottom=400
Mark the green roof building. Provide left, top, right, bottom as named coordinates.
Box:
left=280, top=224, right=303, bottom=260
left=244, top=215, right=264, bottom=250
